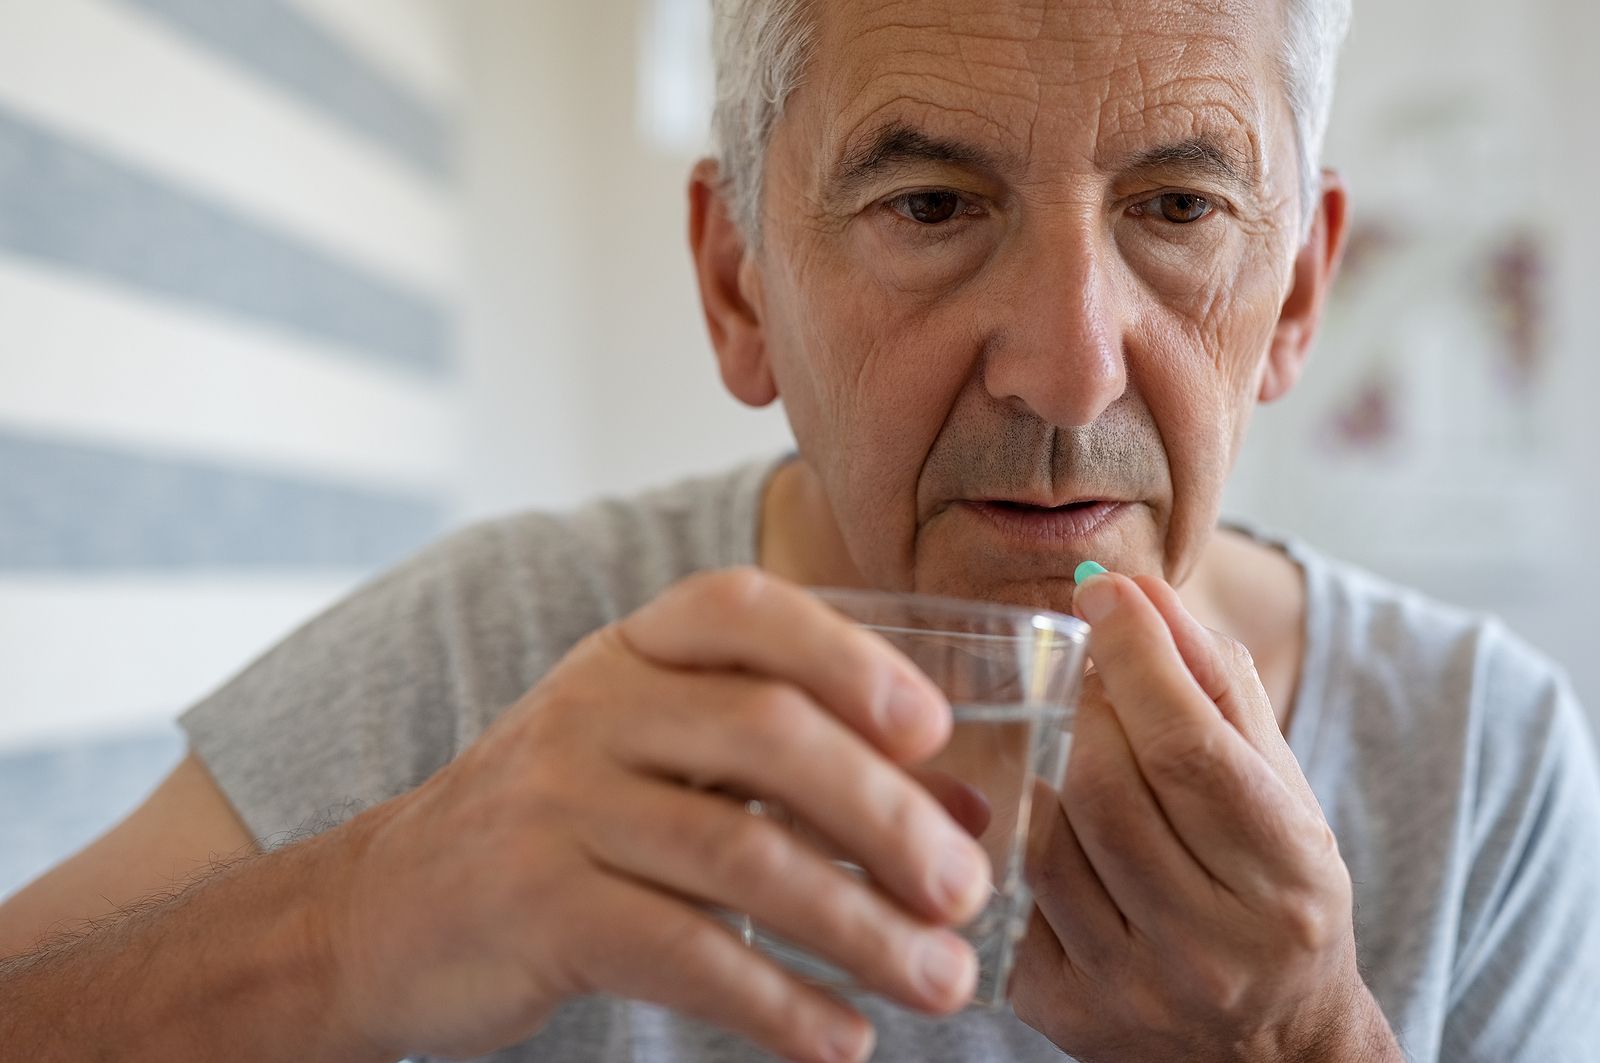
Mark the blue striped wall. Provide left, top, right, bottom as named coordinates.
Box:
left=120, top=0, right=454, bottom=181
left=0, top=0, right=462, bottom=748
left=0, top=431, right=441, bottom=570
left=0, top=0, right=456, bottom=574
left=0, top=104, right=451, bottom=378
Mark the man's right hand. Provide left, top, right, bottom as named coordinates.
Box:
left=330, top=567, right=992, bottom=1063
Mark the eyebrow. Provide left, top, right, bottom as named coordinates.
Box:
left=826, top=121, right=1262, bottom=205
left=827, top=121, right=1001, bottom=201
left=1116, top=136, right=1260, bottom=195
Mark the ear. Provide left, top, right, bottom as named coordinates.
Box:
left=688, top=158, right=777, bottom=408
left=1259, top=170, right=1350, bottom=403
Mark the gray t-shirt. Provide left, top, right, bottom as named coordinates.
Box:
left=181, top=456, right=1600, bottom=1063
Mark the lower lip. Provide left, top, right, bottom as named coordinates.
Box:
left=963, top=500, right=1128, bottom=544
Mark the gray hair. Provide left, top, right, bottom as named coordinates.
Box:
left=710, top=0, right=1351, bottom=244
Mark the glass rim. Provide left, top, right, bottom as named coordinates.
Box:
left=807, top=585, right=1089, bottom=644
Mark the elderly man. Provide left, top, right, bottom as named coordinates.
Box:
left=4, top=0, right=1598, bottom=1060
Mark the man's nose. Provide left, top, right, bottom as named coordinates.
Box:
left=981, top=229, right=1128, bottom=430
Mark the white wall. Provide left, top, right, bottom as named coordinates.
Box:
left=451, top=1, right=593, bottom=518
left=451, top=0, right=793, bottom=523
left=1224, top=0, right=1600, bottom=719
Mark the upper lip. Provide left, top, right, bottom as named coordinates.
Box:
left=974, top=495, right=1118, bottom=509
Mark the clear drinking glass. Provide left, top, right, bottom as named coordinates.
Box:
left=738, top=588, right=1088, bottom=1008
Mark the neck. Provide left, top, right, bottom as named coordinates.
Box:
left=758, top=458, right=868, bottom=588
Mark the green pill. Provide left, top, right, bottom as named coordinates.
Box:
left=1074, top=560, right=1108, bottom=583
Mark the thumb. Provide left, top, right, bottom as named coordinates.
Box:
left=1131, top=574, right=1320, bottom=815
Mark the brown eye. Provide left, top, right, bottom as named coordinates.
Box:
left=1151, top=192, right=1212, bottom=224
left=896, top=191, right=962, bottom=224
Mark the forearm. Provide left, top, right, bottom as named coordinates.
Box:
left=0, top=819, right=388, bottom=1063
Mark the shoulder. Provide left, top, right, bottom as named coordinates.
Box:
left=1293, top=541, right=1594, bottom=849
left=176, top=460, right=775, bottom=842
left=370, top=457, right=770, bottom=659
left=1303, top=547, right=1569, bottom=742
left=554, top=457, right=777, bottom=610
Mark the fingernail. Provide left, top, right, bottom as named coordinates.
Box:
left=1074, top=570, right=1117, bottom=625
left=913, top=930, right=976, bottom=1002
left=884, top=678, right=929, bottom=734
left=1074, top=559, right=1108, bottom=583
left=935, top=846, right=986, bottom=915
left=823, top=1020, right=873, bottom=1063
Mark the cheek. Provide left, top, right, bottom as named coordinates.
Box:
left=858, top=213, right=996, bottom=296
left=791, top=237, right=980, bottom=444
left=1129, top=235, right=1286, bottom=556
left=1133, top=227, right=1284, bottom=421
left=767, top=233, right=986, bottom=571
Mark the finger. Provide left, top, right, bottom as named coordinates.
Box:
left=609, top=669, right=992, bottom=925
left=1071, top=573, right=1317, bottom=892
left=583, top=774, right=977, bottom=1015
left=1022, top=776, right=1127, bottom=975
left=1132, top=575, right=1319, bottom=813
left=1127, top=575, right=1262, bottom=718
left=1071, top=571, right=1227, bottom=748
left=572, top=872, right=876, bottom=1063
left=1052, top=684, right=1215, bottom=934
left=618, top=567, right=950, bottom=763
left=1008, top=905, right=1098, bottom=1047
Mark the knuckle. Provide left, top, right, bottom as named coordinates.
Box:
left=1061, top=742, right=1134, bottom=824
left=711, top=816, right=792, bottom=893
left=867, top=771, right=940, bottom=864
left=1273, top=888, right=1339, bottom=952
left=875, top=772, right=923, bottom=836
left=1010, top=988, right=1039, bottom=1029
left=764, top=982, right=826, bottom=1056
left=693, top=566, right=771, bottom=618
left=1063, top=745, right=1112, bottom=806
left=1218, top=633, right=1256, bottom=674
left=816, top=885, right=899, bottom=968
left=737, top=683, right=818, bottom=758
left=1062, top=707, right=1115, bottom=797
left=1286, top=820, right=1349, bottom=892
left=847, top=629, right=900, bottom=703
left=1143, top=728, right=1225, bottom=787
left=527, top=637, right=629, bottom=734
left=1186, top=955, right=1251, bottom=1017
left=1064, top=772, right=1120, bottom=832
left=1028, top=833, right=1072, bottom=895
left=643, top=905, right=720, bottom=971
left=1311, top=820, right=1345, bottom=863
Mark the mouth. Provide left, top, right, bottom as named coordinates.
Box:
left=962, top=497, right=1127, bottom=544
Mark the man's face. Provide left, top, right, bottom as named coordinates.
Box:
left=751, top=0, right=1307, bottom=612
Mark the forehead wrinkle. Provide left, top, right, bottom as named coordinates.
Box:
left=820, top=86, right=1037, bottom=191
left=1090, top=59, right=1267, bottom=184
left=1014, top=23, right=1268, bottom=182
left=804, top=0, right=1286, bottom=213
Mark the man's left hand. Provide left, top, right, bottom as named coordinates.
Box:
left=1009, top=571, right=1402, bottom=1062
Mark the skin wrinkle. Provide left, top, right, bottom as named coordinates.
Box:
left=749, top=0, right=1306, bottom=616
